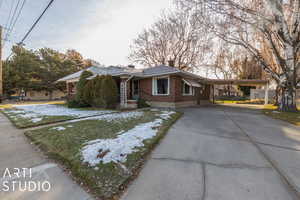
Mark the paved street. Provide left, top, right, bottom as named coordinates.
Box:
left=122, top=105, right=300, bottom=200
left=0, top=113, right=93, bottom=200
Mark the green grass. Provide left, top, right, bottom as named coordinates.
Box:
left=25, top=110, right=182, bottom=199
left=263, top=105, right=300, bottom=126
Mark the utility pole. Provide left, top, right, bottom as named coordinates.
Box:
left=0, top=25, right=2, bottom=96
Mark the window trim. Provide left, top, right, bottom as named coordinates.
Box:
left=152, top=76, right=170, bottom=96
left=182, top=80, right=194, bottom=96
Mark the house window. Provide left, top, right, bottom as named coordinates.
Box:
left=182, top=80, right=194, bottom=95
left=152, top=76, right=170, bottom=95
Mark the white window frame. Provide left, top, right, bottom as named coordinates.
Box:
left=182, top=80, right=194, bottom=96
left=152, top=76, right=170, bottom=96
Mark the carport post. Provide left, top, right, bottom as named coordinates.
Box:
left=264, top=82, right=269, bottom=105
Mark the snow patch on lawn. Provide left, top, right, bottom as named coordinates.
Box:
left=51, top=126, right=66, bottom=131
left=31, top=118, right=43, bottom=123
left=81, top=111, right=175, bottom=166
left=272, top=111, right=281, bottom=114
left=70, top=111, right=144, bottom=123
left=13, top=104, right=115, bottom=117
left=158, top=111, right=176, bottom=120
left=4, top=104, right=115, bottom=123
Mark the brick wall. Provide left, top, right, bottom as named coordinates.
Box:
left=139, top=76, right=175, bottom=102
left=139, top=75, right=210, bottom=103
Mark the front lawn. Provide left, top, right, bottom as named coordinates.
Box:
left=0, top=103, right=116, bottom=128
left=25, top=110, right=182, bottom=199
left=263, top=105, right=300, bottom=126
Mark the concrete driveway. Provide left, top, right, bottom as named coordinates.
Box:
left=122, top=105, right=300, bottom=200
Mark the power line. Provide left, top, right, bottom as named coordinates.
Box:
left=5, top=0, right=26, bottom=41
left=4, top=0, right=21, bottom=42
left=7, top=0, right=21, bottom=31
left=6, top=0, right=55, bottom=60
left=3, top=0, right=15, bottom=47
left=19, top=0, right=55, bottom=45
left=4, top=0, right=15, bottom=32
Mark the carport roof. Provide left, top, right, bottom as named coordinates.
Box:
left=206, top=79, right=269, bottom=86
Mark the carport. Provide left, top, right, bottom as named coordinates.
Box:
left=206, top=79, right=270, bottom=104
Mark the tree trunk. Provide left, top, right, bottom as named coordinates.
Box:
left=273, top=86, right=280, bottom=106
left=227, top=85, right=231, bottom=96
left=49, top=91, right=53, bottom=100
left=278, top=86, right=298, bottom=112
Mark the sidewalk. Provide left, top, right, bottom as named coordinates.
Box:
left=0, top=113, right=93, bottom=200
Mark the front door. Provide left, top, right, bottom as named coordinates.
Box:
left=132, top=80, right=139, bottom=100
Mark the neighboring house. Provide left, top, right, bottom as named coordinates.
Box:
left=213, top=85, right=242, bottom=97
left=10, top=89, right=66, bottom=101
left=24, top=90, right=66, bottom=101
left=57, top=65, right=213, bottom=108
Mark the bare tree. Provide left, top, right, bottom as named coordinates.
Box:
left=178, top=0, right=300, bottom=112
left=209, top=41, right=243, bottom=79
left=129, top=10, right=211, bottom=71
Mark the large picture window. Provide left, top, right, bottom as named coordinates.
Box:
left=152, top=76, right=170, bottom=95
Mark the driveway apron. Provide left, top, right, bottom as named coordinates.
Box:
left=122, top=106, right=300, bottom=200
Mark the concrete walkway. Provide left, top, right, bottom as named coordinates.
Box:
left=0, top=113, right=93, bottom=200
left=122, top=105, right=300, bottom=200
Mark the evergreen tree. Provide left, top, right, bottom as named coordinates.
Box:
left=83, top=78, right=96, bottom=106
left=75, top=70, right=93, bottom=105
left=101, top=75, right=118, bottom=109
left=92, top=76, right=104, bottom=107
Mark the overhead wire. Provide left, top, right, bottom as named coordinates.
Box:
left=3, top=0, right=15, bottom=47
left=6, top=0, right=55, bottom=60
left=19, top=0, right=55, bottom=45
left=5, top=0, right=26, bottom=42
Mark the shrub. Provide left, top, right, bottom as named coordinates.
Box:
left=100, top=75, right=118, bottom=109
left=75, top=70, right=93, bottom=105
left=137, top=98, right=150, bottom=108
left=92, top=76, right=105, bottom=107
left=216, top=95, right=248, bottom=101
left=67, top=98, right=88, bottom=108
left=83, top=78, right=96, bottom=106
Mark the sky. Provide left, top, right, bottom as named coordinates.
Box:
left=0, top=0, right=174, bottom=66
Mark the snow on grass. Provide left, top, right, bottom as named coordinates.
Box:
left=158, top=111, right=176, bottom=120
left=13, top=104, right=115, bottom=117
left=51, top=126, right=66, bottom=131
left=31, top=118, right=43, bottom=123
left=70, top=111, right=144, bottom=123
left=81, top=111, right=175, bottom=166
left=3, top=104, right=116, bottom=123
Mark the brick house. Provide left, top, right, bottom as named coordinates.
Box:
left=57, top=64, right=214, bottom=108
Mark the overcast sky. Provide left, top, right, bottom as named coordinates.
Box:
left=0, top=0, right=174, bottom=66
